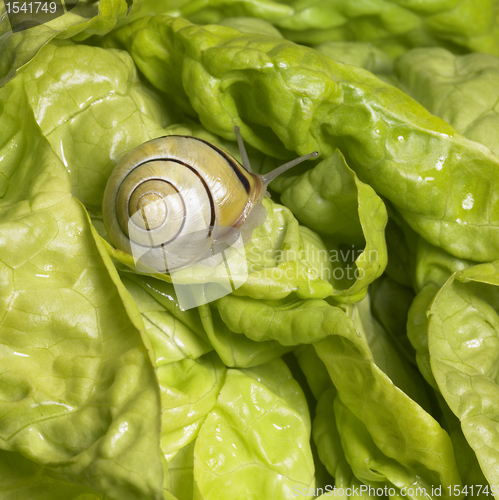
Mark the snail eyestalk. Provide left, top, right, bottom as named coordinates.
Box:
left=261, top=151, right=319, bottom=188
left=234, top=126, right=253, bottom=173
left=233, top=126, right=319, bottom=184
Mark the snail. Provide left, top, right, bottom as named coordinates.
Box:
left=102, top=127, right=318, bottom=273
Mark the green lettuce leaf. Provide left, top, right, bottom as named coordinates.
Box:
left=166, top=441, right=195, bottom=500
left=313, top=307, right=461, bottom=497
left=428, top=261, right=499, bottom=491
left=297, top=348, right=381, bottom=497
left=0, top=0, right=144, bottom=87
left=156, top=352, right=226, bottom=461
left=394, top=47, right=499, bottom=156
left=294, top=344, right=332, bottom=402
left=199, top=300, right=292, bottom=367
left=0, top=65, right=163, bottom=499
left=121, top=274, right=212, bottom=365
left=271, top=157, right=358, bottom=232
left=383, top=218, right=414, bottom=288
left=437, top=395, right=490, bottom=496
left=215, top=294, right=347, bottom=346
left=234, top=197, right=334, bottom=300
left=351, top=295, right=430, bottom=410
left=407, top=283, right=440, bottom=390
left=297, top=322, right=443, bottom=500
left=153, top=0, right=499, bottom=57
left=120, top=275, right=226, bottom=460
left=314, top=41, right=393, bottom=75
left=19, top=42, right=175, bottom=210
left=370, top=275, right=416, bottom=365
left=213, top=275, right=458, bottom=494
left=193, top=358, right=314, bottom=499
left=117, top=234, right=296, bottom=369
left=407, top=238, right=475, bottom=388
left=217, top=16, right=283, bottom=37
left=105, top=15, right=499, bottom=263
left=274, top=149, right=388, bottom=301
left=413, top=237, right=475, bottom=293
left=0, top=449, right=108, bottom=499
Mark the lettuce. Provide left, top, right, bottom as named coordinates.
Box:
left=123, top=0, right=499, bottom=58
left=193, top=359, right=315, bottom=499
left=0, top=67, right=164, bottom=500
left=0, top=0, right=142, bottom=86
left=429, top=262, right=499, bottom=490
left=2, top=5, right=499, bottom=499
left=394, top=47, right=499, bottom=157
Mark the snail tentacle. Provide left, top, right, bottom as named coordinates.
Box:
left=234, top=126, right=253, bottom=174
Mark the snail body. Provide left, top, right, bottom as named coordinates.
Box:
left=103, top=129, right=317, bottom=272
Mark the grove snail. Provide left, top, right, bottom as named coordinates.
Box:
left=102, top=127, right=318, bottom=273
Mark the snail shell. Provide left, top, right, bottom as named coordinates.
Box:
left=102, top=131, right=318, bottom=272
